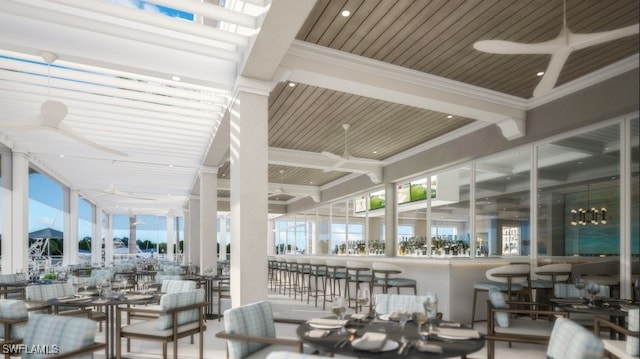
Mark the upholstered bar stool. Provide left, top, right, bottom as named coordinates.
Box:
left=345, top=261, right=373, bottom=311
left=275, top=257, right=287, bottom=294
left=325, top=259, right=347, bottom=300
left=470, top=263, right=530, bottom=328
left=308, top=258, right=328, bottom=309
left=284, top=257, right=299, bottom=297
left=267, top=256, right=278, bottom=291
left=371, top=262, right=417, bottom=295
left=294, top=257, right=311, bottom=301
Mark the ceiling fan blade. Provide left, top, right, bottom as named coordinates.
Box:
left=569, top=24, right=639, bottom=51
left=533, top=48, right=572, bottom=97
left=323, top=157, right=348, bottom=172
left=56, top=122, right=128, bottom=156
left=473, top=37, right=564, bottom=55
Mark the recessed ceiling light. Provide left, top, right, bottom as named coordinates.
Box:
left=536, top=71, right=544, bottom=77
left=447, top=115, right=453, bottom=119
left=373, top=150, right=378, bottom=154
left=341, top=10, right=351, bottom=17
left=59, top=154, right=65, bottom=158
left=172, top=75, right=181, bottom=81
left=309, top=181, right=313, bottom=184
left=288, top=82, right=296, bottom=87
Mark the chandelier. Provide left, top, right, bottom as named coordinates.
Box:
left=570, top=185, right=607, bottom=225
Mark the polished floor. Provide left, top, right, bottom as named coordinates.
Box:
left=101, top=290, right=550, bottom=359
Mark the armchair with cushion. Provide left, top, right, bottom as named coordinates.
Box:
left=0, top=299, right=28, bottom=359
left=547, top=317, right=603, bottom=359
left=14, top=313, right=105, bottom=359
left=116, top=288, right=207, bottom=359
left=374, top=294, right=432, bottom=315
left=485, top=288, right=569, bottom=359
left=594, top=308, right=639, bottom=359
left=216, top=300, right=302, bottom=359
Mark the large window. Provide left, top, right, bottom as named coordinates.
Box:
left=28, top=170, right=64, bottom=267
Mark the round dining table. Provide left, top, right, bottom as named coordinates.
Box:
left=297, top=317, right=485, bottom=358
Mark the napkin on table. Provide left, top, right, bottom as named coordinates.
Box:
left=433, top=327, right=481, bottom=339
left=305, top=329, right=330, bottom=338
left=354, top=332, right=387, bottom=351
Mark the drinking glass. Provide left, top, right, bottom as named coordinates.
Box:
left=424, top=292, right=439, bottom=325
left=331, top=296, right=347, bottom=320
left=81, top=278, right=89, bottom=294
left=396, top=311, right=410, bottom=330
left=412, top=312, right=428, bottom=339
left=356, top=288, right=370, bottom=313
left=586, top=282, right=600, bottom=306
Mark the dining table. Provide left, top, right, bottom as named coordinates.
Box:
left=549, top=296, right=637, bottom=339
left=297, top=315, right=485, bottom=358
left=48, top=291, right=159, bottom=359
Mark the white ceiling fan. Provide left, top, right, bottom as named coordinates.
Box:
left=97, top=184, right=157, bottom=201
left=473, top=0, right=639, bottom=97
left=0, top=51, right=127, bottom=156
left=269, top=169, right=295, bottom=198
left=321, top=123, right=380, bottom=172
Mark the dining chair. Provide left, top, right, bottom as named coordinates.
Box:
left=530, top=263, right=572, bottom=302
left=0, top=299, right=28, bottom=359
left=374, top=293, right=432, bottom=315
left=116, top=288, right=207, bottom=359
left=594, top=308, right=639, bottom=359
left=470, top=263, right=530, bottom=328
left=19, top=313, right=105, bottom=359
left=547, top=317, right=603, bottom=359
left=216, top=300, right=302, bottom=359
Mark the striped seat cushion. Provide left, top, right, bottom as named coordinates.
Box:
left=161, top=279, right=196, bottom=293
left=488, top=288, right=509, bottom=327
left=224, top=301, right=276, bottom=359
left=25, top=283, right=76, bottom=301
left=553, top=283, right=610, bottom=298
left=547, top=317, right=603, bottom=359
left=156, top=288, right=204, bottom=330
left=374, top=294, right=430, bottom=315
left=23, top=314, right=96, bottom=359
left=0, top=299, right=28, bottom=339
left=627, top=308, right=639, bottom=356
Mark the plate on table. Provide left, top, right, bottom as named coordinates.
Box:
left=378, top=314, right=411, bottom=322
left=437, top=334, right=474, bottom=340
left=77, top=291, right=96, bottom=296
left=351, top=338, right=399, bottom=352
left=308, top=323, right=343, bottom=330
left=550, top=298, right=584, bottom=304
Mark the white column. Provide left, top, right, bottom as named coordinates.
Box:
left=166, top=212, right=175, bottom=261
left=230, top=81, right=270, bottom=306
left=219, top=216, right=228, bottom=260
left=63, top=189, right=79, bottom=265
left=104, top=213, right=114, bottom=266
left=182, top=209, right=190, bottom=265
left=384, top=182, right=397, bottom=256
left=8, top=151, right=29, bottom=273
left=91, top=208, right=102, bottom=266
left=200, top=167, right=218, bottom=273
left=1, top=149, right=13, bottom=274
left=188, top=197, right=200, bottom=265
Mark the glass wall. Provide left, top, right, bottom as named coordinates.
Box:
left=271, top=114, right=637, bottom=261
left=78, top=198, right=93, bottom=264
left=537, top=123, right=620, bottom=256
left=476, top=150, right=531, bottom=257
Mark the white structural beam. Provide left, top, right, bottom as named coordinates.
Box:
left=280, top=41, right=528, bottom=140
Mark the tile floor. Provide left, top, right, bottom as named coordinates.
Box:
left=98, top=291, right=550, bottom=359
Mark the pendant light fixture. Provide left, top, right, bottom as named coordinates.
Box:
left=570, top=185, right=607, bottom=226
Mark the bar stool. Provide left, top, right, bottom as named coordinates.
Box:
left=267, top=256, right=278, bottom=291
left=308, top=258, right=328, bottom=309
left=284, top=257, right=299, bottom=297
left=325, top=259, right=347, bottom=299
left=275, top=257, right=287, bottom=294
left=345, top=261, right=373, bottom=312
left=371, top=262, right=417, bottom=295
left=294, top=257, right=311, bottom=301
left=470, top=263, right=530, bottom=328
